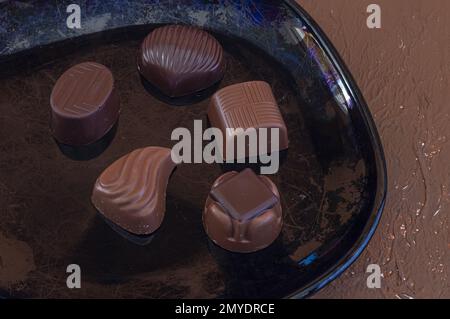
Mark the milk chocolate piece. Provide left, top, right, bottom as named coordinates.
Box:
left=50, top=62, right=120, bottom=146
left=91, top=147, right=177, bottom=237
left=203, top=169, right=283, bottom=253
left=138, top=25, right=224, bottom=98
left=208, top=81, right=289, bottom=161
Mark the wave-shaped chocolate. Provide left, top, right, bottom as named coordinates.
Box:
left=50, top=62, right=120, bottom=146
left=91, top=147, right=177, bottom=236
left=138, top=25, right=225, bottom=98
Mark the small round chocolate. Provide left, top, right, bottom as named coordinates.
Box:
left=203, top=169, right=283, bottom=253
left=50, top=62, right=120, bottom=146
left=138, top=25, right=224, bottom=98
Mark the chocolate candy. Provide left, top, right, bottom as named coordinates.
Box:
left=207, top=81, right=289, bottom=161
left=91, top=147, right=177, bottom=239
left=138, top=25, right=225, bottom=98
left=203, top=169, right=283, bottom=253
left=50, top=62, right=120, bottom=146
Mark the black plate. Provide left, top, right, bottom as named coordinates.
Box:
left=0, top=0, right=387, bottom=298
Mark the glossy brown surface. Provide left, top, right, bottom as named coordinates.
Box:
left=204, top=169, right=282, bottom=253
left=138, top=25, right=224, bottom=98
left=91, top=147, right=177, bottom=235
left=208, top=81, right=289, bottom=160
left=0, top=29, right=368, bottom=298
left=0, top=0, right=446, bottom=298
left=298, top=0, right=450, bottom=299
left=50, top=62, right=120, bottom=145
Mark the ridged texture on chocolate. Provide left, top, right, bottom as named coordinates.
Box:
left=50, top=62, right=120, bottom=145
left=208, top=81, right=289, bottom=160
left=138, top=25, right=224, bottom=97
left=203, top=170, right=283, bottom=253
left=91, top=147, right=177, bottom=235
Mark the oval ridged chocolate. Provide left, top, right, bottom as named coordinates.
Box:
left=138, top=25, right=225, bottom=98
left=50, top=62, right=120, bottom=146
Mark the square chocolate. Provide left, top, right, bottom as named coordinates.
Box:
left=207, top=81, right=289, bottom=160
left=210, top=169, right=278, bottom=221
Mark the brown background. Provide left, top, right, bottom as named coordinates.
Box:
left=297, top=0, right=449, bottom=298
left=0, top=0, right=447, bottom=299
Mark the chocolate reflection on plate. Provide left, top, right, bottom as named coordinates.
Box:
left=139, top=74, right=221, bottom=106
left=206, top=236, right=299, bottom=298
left=55, top=121, right=118, bottom=161
left=219, top=150, right=289, bottom=174
left=101, top=214, right=156, bottom=246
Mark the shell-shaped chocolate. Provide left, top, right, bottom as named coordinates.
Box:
left=138, top=25, right=225, bottom=97
left=91, top=147, right=177, bottom=235
left=50, top=62, right=120, bottom=145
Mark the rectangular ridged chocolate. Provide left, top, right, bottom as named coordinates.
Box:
left=207, top=81, right=289, bottom=161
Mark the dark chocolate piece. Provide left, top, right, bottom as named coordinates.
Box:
left=138, top=25, right=224, bottom=98
left=50, top=62, right=120, bottom=146
left=208, top=81, right=289, bottom=161
left=91, top=147, right=177, bottom=237
left=203, top=169, right=283, bottom=253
